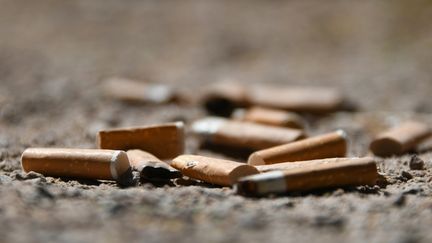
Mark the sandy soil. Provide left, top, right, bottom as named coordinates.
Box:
left=1, top=1, right=432, bottom=242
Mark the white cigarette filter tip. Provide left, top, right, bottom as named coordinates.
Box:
left=191, top=117, right=226, bottom=135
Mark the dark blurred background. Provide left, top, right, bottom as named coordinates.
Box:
left=1, top=0, right=431, bottom=112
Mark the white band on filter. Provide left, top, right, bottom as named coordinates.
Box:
left=336, top=129, right=348, bottom=139
left=146, top=84, right=172, bottom=103
left=191, top=117, right=226, bottom=139
left=252, top=171, right=287, bottom=195
left=110, top=151, right=121, bottom=179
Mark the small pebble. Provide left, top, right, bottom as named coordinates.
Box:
left=409, top=155, right=424, bottom=170
left=401, top=171, right=413, bottom=180
left=393, top=194, right=406, bottom=207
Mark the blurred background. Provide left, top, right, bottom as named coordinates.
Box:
left=1, top=2, right=432, bottom=242
left=1, top=0, right=431, bottom=112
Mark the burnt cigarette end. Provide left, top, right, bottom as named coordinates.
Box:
left=141, top=166, right=182, bottom=181
left=116, top=167, right=136, bottom=187
left=126, top=149, right=181, bottom=182
left=204, top=97, right=237, bottom=117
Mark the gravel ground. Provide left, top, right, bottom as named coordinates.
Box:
left=1, top=1, right=432, bottom=242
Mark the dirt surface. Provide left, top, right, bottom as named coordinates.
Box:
left=1, top=1, right=432, bottom=242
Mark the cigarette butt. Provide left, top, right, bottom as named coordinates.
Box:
left=202, top=81, right=348, bottom=115
left=203, top=82, right=249, bottom=116
left=248, top=130, right=347, bottom=165
left=255, top=157, right=351, bottom=173
left=21, top=148, right=131, bottom=182
left=370, top=121, right=431, bottom=157
left=416, top=135, right=432, bottom=153
left=97, top=122, right=185, bottom=159
left=191, top=117, right=305, bottom=150
left=249, top=85, right=346, bottom=113
left=236, top=157, right=378, bottom=196
left=171, top=155, right=259, bottom=186
left=102, top=77, right=175, bottom=104
left=232, top=106, right=305, bottom=129
left=126, top=149, right=181, bottom=181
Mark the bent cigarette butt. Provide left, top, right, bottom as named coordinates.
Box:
left=232, top=106, right=305, bottom=129
left=126, top=149, right=181, bottom=181
left=255, top=157, right=353, bottom=173
left=237, top=157, right=378, bottom=196
left=97, top=122, right=185, bottom=159
left=21, top=148, right=131, bottom=182
left=191, top=117, right=305, bottom=151
left=248, top=130, right=347, bottom=165
left=370, top=121, right=431, bottom=157
left=102, top=77, right=175, bottom=104
left=171, top=155, right=259, bottom=186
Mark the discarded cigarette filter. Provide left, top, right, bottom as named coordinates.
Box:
left=97, top=122, right=185, bottom=160
left=171, top=155, right=259, bottom=186
left=237, top=157, right=378, bottom=196
left=249, top=85, right=346, bottom=113
left=232, top=106, right=305, bottom=129
left=248, top=130, right=347, bottom=165
left=203, top=82, right=250, bottom=116
left=126, top=149, right=181, bottom=181
left=191, top=117, right=305, bottom=151
left=21, top=148, right=131, bottom=184
left=202, top=81, right=347, bottom=115
left=370, top=121, right=431, bottom=157
left=102, top=77, right=175, bottom=104
left=255, top=157, right=353, bottom=173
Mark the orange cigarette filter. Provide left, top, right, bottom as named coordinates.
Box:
left=249, top=85, right=345, bottom=113
left=370, top=121, right=431, bottom=157
left=21, top=148, right=130, bottom=182
left=202, top=81, right=347, bottom=115
left=171, top=155, right=259, bottom=186
left=102, top=77, right=175, bottom=104
left=97, top=122, right=185, bottom=160
left=237, top=157, right=378, bottom=196
left=191, top=117, right=305, bottom=150
left=255, top=157, right=353, bottom=173
left=126, top=149, right=181, bottom=181
left=232, top=106, right=305, bottom=129
left=248, top=130, right=347, bottom=165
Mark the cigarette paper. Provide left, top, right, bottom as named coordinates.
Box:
left=126, top=149, right=181, bottom=181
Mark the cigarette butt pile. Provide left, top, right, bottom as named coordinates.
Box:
left=20, top=79, right=432, bottom=197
